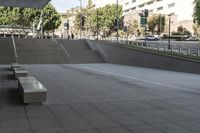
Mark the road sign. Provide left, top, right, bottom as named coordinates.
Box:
left=140, top=17, right=147, bottom=27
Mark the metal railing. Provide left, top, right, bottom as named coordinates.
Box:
left=52, top=38, right=71, bottom=58
left=11, top=35, right=18, bottom=62
left=103, top=39, right=200, bottom=58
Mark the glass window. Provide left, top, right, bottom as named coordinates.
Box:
left=125, top=2, right=129, bottom=6
left=147, top=1, right=153, bottom=5
left=132, top=6, right=136, bottom=10
left=139, top=4, right=144, bottom=8
left=157, top=6, right=163, bottom=11
left=168, top=3, right=175, bottom=8
left=132, top=0, right=136, bottom=3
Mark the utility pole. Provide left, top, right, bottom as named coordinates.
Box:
left=40, top=10, right=43, bottom=39
left=79, top=0, right=82, bottom=39
left=168, top=14, right=172, bottom=50
left=96, top=9, right=99, bottom=40
left=160, top=15, right=162, bottom=46
left=116, top=0, right=119, bottom=43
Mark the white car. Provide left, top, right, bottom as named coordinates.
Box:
left=145, top=35, right=159, bottom=41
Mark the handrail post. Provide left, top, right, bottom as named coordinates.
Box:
left=197, top=50, right=200, bottom=56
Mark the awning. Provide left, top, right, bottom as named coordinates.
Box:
left=0, top=0, right=51, bottom=9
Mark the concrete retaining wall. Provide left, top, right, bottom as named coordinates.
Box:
left=87, top=40, right=200, bottom=74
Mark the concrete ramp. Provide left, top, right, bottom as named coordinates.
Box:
left=57, top=39, right=104, bottom=64
left=0, top=37, right=15, bottom=64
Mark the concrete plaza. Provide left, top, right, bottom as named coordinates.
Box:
left=0, top=64, right=200, bottom=133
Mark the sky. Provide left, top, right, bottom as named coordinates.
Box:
left=51, top=0, right=87, bottom=13
left=51, top=0, right=116, bottom=13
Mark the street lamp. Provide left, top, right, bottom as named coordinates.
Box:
left=115, top=0, right=119, bottom=43
left=96, top=9, right=99, bottom=40
left=168, top=13, right=173, bottom=50
left=79, top=0, right=82, bottom=39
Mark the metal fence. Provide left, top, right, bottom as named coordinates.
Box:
left=103, top=39, right=200, bottom=57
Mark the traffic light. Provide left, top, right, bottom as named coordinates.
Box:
left=114, top=18, right=119, bottom=31
left=144, top=9, right=148, bottom=17
left=139, top=9, right=148, bottom=17
left=64, top=22, right=69, bottom=30
left=81, top=16, right=85, bottom=27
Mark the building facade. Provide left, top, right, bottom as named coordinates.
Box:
left=120, top=0, right=194, bottom=34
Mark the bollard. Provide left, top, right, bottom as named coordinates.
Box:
left=197, top=50, right=200, bottom=56
left=179, top=48, right=182, bottom=54
left=152, top=44, right=154, bottom=49
left=158, top=46, right=160, bottom=51
left=171, top=47, right=173, bottom=53
left=164, top=46, right=166, bottom=51
left=188, top=49, right=191, bottom=55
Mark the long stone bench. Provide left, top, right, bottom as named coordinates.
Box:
left=13, top=68, right=28, bottom=79
left=11, top=63, right=21, bottom=70
left=18, top=76, right=47, bottom=103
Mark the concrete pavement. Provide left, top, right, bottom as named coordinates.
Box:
left=0, top=64, right=200, bottom=133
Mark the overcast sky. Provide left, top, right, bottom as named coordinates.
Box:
left=51, top=0, right=87, bottom=13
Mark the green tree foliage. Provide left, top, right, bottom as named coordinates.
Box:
left=172, top=25, right=191, bottom=37
left=148, top=14, right=165, bottom=34
left=127, top=20, right=138, bottom=35
left=193, top=23, right=200, bottom=37
left=171, top=25, right=191, bottom=38
left=194, top=0, right=200, bottom=25
left=0, top=3, right=61, bottom=32
left=42, top=4, right=61, bottom=31
left=75, top=3, right=122, bottom=36
left=74, top=0, right=95, bottom=32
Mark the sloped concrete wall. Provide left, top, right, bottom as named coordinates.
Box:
left=88, top=40, right=200, bottom=74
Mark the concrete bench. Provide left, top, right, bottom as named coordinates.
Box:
left=11, top=63, right=21, bottom=70
left=18, top=77, right=47, bottom=104
left=13, top=68, right=28, bottom=79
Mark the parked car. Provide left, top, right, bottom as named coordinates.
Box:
left=145, top=35, right=159, bottom=41
left=185, top=37, right=199, bottom=41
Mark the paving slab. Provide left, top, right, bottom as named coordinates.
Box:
left=0, top=64, right=200, bottom=133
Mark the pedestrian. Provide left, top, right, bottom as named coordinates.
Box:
left=71, top=33, right=74, bottom=40
left=68, top=35, right=70, bottom=40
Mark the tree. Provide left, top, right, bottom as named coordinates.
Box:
left=0, top=3, right=61, bottom=33
left=74, top=0, right=95, bottom=34
left=127, top=20, right=138, bottom=35
left=147, top=14, right=165, bottom=34
left=194, top=0, right=200, bottom=25
left=177, top=25, right=184, bottom=33
left=86, top=4, right=123, bottom=36
left=177, top=25, right=191, bottom=37
left=193, top=23, right=200, bottom=37
left=42, top=3, right=61, bottom=33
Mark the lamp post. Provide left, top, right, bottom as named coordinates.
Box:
left=116, top=0, right=119, bottom=43
left=96, top=9, right=99, bottom=40
left=159, top=15, right=162, bottom=46
left=40, top=10, right=44, bottom=39
left=79, top=0, right=82, bottom=39
left=168, top=14, right=173, bottom=50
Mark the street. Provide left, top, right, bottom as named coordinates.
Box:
left=135, top=40, right=200, bottom=50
